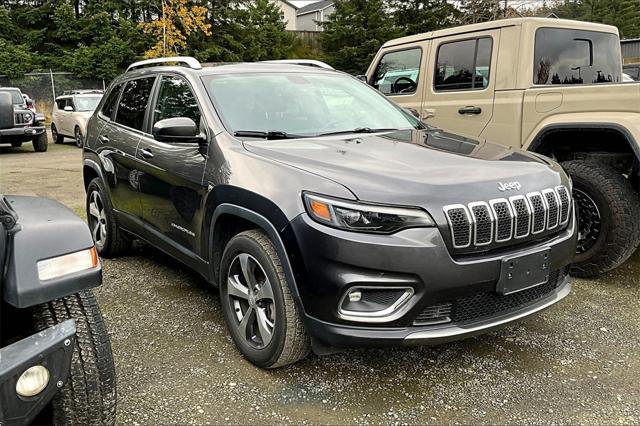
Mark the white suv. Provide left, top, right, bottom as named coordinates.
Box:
left=51, top=90, right=103, bottom=148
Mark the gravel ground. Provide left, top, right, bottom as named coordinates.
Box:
left=1, top=140, right=639, bottom=424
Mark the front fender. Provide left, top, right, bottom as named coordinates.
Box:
left=3, top=196, right=101, bottom=309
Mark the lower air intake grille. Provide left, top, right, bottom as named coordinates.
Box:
left=414, top=267, right=568, bottom=326
left=413, top=302, right=452, bottom=325
left=360, top=289, right=405, bottom=306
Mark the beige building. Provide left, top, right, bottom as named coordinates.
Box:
left=271, top=0, right=299, bottom=31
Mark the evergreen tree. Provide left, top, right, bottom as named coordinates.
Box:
left=459, top=0, right=504, bottom=24
left=321, top=0, right=402, bottom=75
left=391, top=0, right=460, bottom=36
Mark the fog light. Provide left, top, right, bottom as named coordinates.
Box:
left=348, top=290, right=362, bottom=302
left=16, top=365, right=50, bottom=397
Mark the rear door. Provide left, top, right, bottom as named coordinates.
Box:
left=97, top=76, right=156, bottom=223
left=136, top=74, right=208, bottom=256
left=423, top=31, right=499, bottom=138
left=367, top=42, right=430, bottom=118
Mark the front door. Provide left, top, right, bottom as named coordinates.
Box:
left=367, top=42, right=430, bottom=119
left=423, top=30, right=499, bottom=138
left=136, top=74, right=208, bottom=256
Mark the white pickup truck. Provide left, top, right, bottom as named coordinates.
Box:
left=366, top=17, right=640, bottom=277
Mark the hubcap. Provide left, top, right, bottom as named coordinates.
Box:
left=88, top=191, right=107, bottom=250
left=226, top=253, right=275, bottom=349
left=574, top=188, right=602, bottom=254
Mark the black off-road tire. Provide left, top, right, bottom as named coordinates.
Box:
left=562, top=160, right=640, bottom=277
left=220, top=229, right=310, bottom=368
left=86, top=177, right=131, bottom=257
left=32, top=132, right=48, bottom=152
left=51, top=123, right=64, bottom=144
left=33, top=291, right=117, bottom=425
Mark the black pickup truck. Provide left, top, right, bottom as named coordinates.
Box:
left=0, top=89, right=47, bottom=152
left=0, top=195, right=116, bottom=424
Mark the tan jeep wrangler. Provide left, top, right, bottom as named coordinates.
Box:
left=366, top=17, right=640, bottom=277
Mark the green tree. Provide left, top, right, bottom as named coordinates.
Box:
left=237, top=0, right=293, bottom=61
left=0, top=40, right=36, bottom=78
left=321, top=0, right=402, bottom=74
left=459, top=0, right=504, bottom=24
left=391, top=0, right=460, bottom=36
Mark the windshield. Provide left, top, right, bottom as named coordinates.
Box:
left=0, top=89, right=24, bottom=105
left=202, top=72, right=421, bottom=137
left=75, top=96, right=102, bottom=112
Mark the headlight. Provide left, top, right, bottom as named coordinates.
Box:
left=37, top=247, right=99, bottom=281
left=303, top=193, right=434, bottom=233
left=23, top=113, right=32, bottom=122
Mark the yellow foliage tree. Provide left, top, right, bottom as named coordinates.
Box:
left=140, top=0, right=211, bottom=58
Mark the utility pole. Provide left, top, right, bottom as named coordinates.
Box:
left=162, top=0, right=167, bottom=56
left=504, top=0, right=508, bottom=17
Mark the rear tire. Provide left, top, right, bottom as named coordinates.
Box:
left=562, top=160, right=640, bottom=277
left=33, top=291, right=117, bottom=425
left=220, top=229, right=310, bottom=368
left=32, top=132, right=48, bottom=152
left=86, top=177, right=131, bottom=257
left=51, top=123, right=64, bottom=144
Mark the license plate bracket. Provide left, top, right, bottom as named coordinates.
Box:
left=496, top=247, right=551, bottom=295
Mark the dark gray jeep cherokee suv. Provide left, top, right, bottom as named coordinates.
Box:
left=82, top=57, right=577, bottom=368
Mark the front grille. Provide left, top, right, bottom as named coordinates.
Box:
left=443, top=186, right=571, bottom=249
left=414, top=267, right=568, bottom=326
left=14, top=112, right=32, bottom=126
left=414, top=302, right=452, bottom=325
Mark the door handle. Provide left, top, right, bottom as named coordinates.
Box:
left=140, top=148, right=154, bottom=159
left=98, top=135, right=110, bottom=144
left=458, top=106, right=482, bottom=115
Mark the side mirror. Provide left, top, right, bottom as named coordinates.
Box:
left=152, top=117, right=203, bottom=143
left=356, top=75, right=369, bottom=84
left=63, top=105, right=74, bottom=112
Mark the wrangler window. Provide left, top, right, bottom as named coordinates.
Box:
left=434, top=37, right=492, bottom=91
left=372, top=48, right=422, bottom=95
left=534, top=28, right=622, bottom=85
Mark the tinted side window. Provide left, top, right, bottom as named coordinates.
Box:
left=115, top=77, right=155, bottom=131
left=435, top=37, right=493, bottom=91
left=56, top=99, right=66, bottom=109
left=101, top=83, right=123, bottom=119
left=153, top=76, right=201, bottom=127
left=372, top=48, right=422, bottom=95
left=534, top=28, right=622, bottom=85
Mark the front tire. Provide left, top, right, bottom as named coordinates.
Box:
left=75, top=126, right=83, bottom=148
left=220, top=229, right=310, bottom=368
left=32, top=132, right=48, bottom=152
left=33, top=291, right=116, bottom=425
left=51, top=123, right=64, bottom=144
left=562, top=160, right=640, bottom=277
left=86, top=177, right=131, bottom=257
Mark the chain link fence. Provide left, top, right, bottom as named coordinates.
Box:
left=0, top=71, right=106, bottom=121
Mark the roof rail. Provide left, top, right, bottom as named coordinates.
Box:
left=62, top=89, right=104, bottom=96
left=126, top=56, right=203, bottom=72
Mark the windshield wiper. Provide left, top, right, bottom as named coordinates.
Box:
left=316, top=127, right=399, bottom=137
left=234, top=130, right=307, bottom=140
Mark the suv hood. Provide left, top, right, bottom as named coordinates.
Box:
left=243, top=129, right=566, bottom=208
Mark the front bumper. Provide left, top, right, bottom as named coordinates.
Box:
left=0, top=125, right=46, bottom=144
left=289, top=210, right=577, bottom=347
left=0, top=320, right=75, bottom=425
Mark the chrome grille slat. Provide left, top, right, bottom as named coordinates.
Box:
left=443, top=185, right=571, bottom=250
left=509, top=195, right=532, bottom=239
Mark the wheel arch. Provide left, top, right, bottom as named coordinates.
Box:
left=528, top=123, right=640, bottom=163
left=207, top=202, right=306, bottom=311
left=82, top=159, right=105, bottom=190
